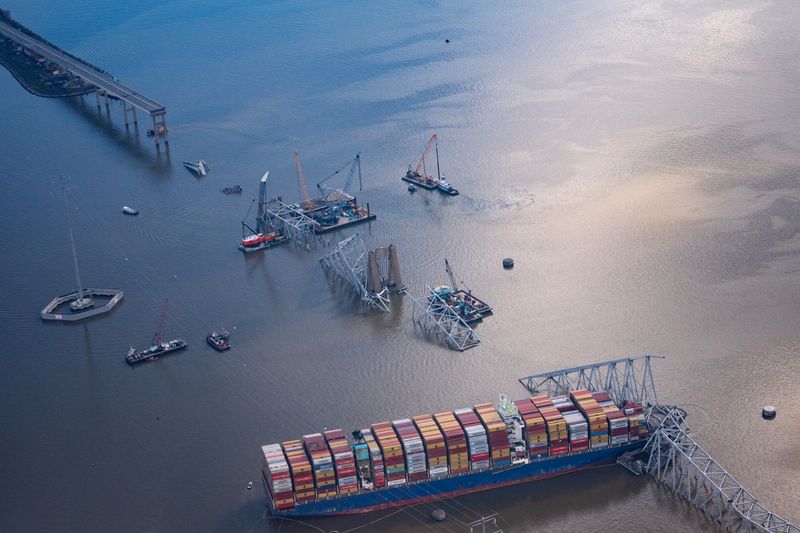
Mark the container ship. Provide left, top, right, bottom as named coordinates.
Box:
left=260, top=389, right=648, bottom=516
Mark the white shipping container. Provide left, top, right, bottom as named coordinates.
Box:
left=387, top=479, right=407, bottom=487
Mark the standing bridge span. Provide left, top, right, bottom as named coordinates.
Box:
left=0, top=19, right=168, bottom=146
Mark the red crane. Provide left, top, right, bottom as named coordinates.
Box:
left=415, top=133, right=439, bottom=183
left=293, top=150, right=313, bottom=208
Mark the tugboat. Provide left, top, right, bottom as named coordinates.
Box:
left=437, top=175, right=459, bottom=196
left=126, top=298, right=188, bottom=365
left=240, top=229, right=288, bottom=250
left=222, top=185, right=243, bottom=194
left=182, top=160, right=210, bottom=176
left=206, top=329, right=231, bottom=351
left=407, top=184, right=417, bottom=193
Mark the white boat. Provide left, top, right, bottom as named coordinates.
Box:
left=183, top=160, right=209, bottom=176
left=122, top=206, right=138, bottom=215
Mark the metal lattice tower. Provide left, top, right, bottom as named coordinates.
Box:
left=518, top=355, right=662, bottom=406
left=266, top=198, right=322, bottom=250
left=644, top=406, right=799, bottom=533
left=411, top=286, right=480, bottom=351
left=320, top=234, right=391, bottom=312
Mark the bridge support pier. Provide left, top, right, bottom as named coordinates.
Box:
left=95, top=89, right=101, bottom=110
left=151, top=111, right=168, bottom=148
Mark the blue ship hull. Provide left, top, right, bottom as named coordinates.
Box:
left=267, top=441, right=645, bottom=516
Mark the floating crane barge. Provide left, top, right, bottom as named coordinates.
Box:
left=427, top=259, right=492, bottom=324
left=403, top=134, right=460, bottom=195
left=292, top=152, right=376, bottom=234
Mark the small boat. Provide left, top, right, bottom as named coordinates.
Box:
left=222, top=185, right=242, bottom=194
left=437, top=175, right=459, bottom=196
left=408, top=184, right=417, bottom=193
left=122, top=206, right=139, bottom=216
left=206, top=329, right=231, bottom=351
left=126, top=339, right=188, bottom=365
left=183, top=160, right=209, bottom=176
left=146, top=129, right=155, bottom=137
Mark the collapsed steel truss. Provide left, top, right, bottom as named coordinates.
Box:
left=320, top=234, right=390, bottom=312
left=411, top=286, right=480, bottom=351
left=518, top=355, right=662, bottom=406
left=645, top=406, right=799, bottom=533
left=266, top=198, right=322, bottom=250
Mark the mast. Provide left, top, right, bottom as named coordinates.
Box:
left=60, top=176, right=85, bottom=304
left=356, top=153, right=363, bottom=191
left=153, top=298, right=169, bottom=346
left=435, top=137, right=441, bottom=181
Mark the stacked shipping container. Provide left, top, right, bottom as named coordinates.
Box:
left=454, top=408, right=490, bottom=471
left=262, top=389, right=646, bottom=512
left=302, top=433, right=338, bottom=499
left=570, top=390, right=610, bottom=450
left=532, top=395, right=569, bottom=456
left=474, top=403, right=511, bottom=467
left=261, top=444, right=295, bottom=510
left=392, top=419, right=428, bottom=482
left=621, top=402, right=647, bottom=440
left=371, top=422, right=406, bottom=486
left=324, top=429, right=359, bottom=495
left=412, top=414, right=449, bottom=478
left=282, top=439, right=316, bottom=503
left=433, top=411, right=470, bottom=474
left=593, top=400, right=629, bottom=446
left=360, top=429, right=386, bottom=488
left=513, top=398, right=549, bottom=459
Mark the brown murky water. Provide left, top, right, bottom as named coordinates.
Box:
left=1, top=1, right=798, bottom=531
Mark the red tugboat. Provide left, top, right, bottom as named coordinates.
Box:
left=240, top=230, right=286, bottom=249
left=206, top=329, right=231, bottom=351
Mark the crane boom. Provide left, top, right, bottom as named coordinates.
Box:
left=414, top=134, right=438, bottom=176
left=293, top=151, right=312, bottom=206
left=317, top=153, right=362, bottom=196
left=445, top=258, right=458, bottom=291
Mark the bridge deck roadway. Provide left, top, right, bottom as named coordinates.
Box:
left=0, top=20, right=165, bottom=115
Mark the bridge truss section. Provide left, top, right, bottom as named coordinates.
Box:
left=320, top=234, right=390, bottom=312
left=645, top=405, right=799, bottom=533
left=518, top=355, right=662, bottom=407
left=411, top=286, right=480, bottom=351
left=266, top=198, right=321, bottom=250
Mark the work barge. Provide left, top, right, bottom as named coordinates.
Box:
left=263, top=152, right=376, bottom=247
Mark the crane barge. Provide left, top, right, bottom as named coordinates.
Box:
left=290, top=151, right=376, bottom=234
left=403, top=134, right=459, bottom=196
left=126, top=298, right=187, bottom=365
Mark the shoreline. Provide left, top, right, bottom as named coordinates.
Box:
left=0, top=9, right=100, bottom=98
left=0, top=53, right=94, bottom=98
